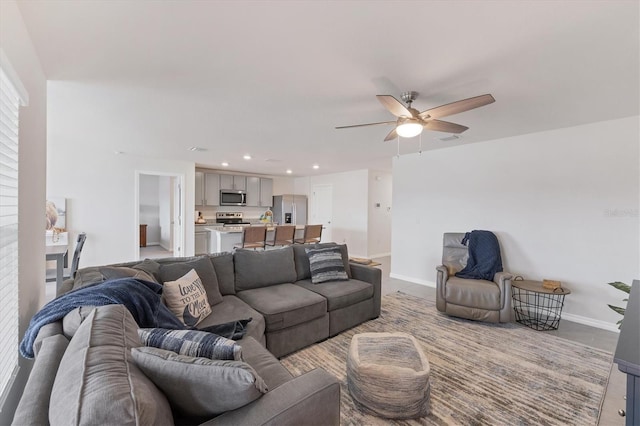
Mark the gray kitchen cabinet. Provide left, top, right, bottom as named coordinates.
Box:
left=220, top=174, right=246, bottom=191
left=260, top=178, right=273, bottom=207
left=204, top=173, right=220, bottom=206
left=195, top=171, right=205, bottom=206
left=246, top=176, right=261, bottom=206
left=194, top=228, right=209, bottom=254
left=195, top=171, right=220, bottom=206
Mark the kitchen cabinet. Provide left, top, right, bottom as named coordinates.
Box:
left=195, top=171, right=220, bottom=206
left=246, top=177, right=261, bottom=206
left=246, top=177, right=273, bottom=207
left=260, top=178, right=273, bottom=207
left=220, top=174, right=246, bottom=191
left=194, top=227, right=209, bottom=255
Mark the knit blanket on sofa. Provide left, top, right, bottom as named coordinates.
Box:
left=455, top=230, right=503, bottom=281
left=20, top=278, right=185, bottom=359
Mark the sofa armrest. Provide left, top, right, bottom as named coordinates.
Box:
left=33, top=321, right=63, bottom=357
left=435, top=265, right=448, bottom=312
left=493, top=271, right=514, bottom=313
left=350, top=263, right=382, bottom=318
left=203, top=368, right=340, bottom=426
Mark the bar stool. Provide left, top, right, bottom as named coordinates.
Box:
left=234, top=226, right=267, bottom=250
left=266, top=225, right=296, bottom=247
left=294, top=224, right=323, bottom=244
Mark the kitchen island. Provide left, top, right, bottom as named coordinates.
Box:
left=207, top=225, right=305, bottom=253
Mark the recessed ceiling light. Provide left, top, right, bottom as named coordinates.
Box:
left=190, top=146, right=206, bottom=152
left=286, top=169, right=292, bottom=174
left=114, top=151, right=124, bottom=155
left=221, top=162, right=229, bottom=167
left=313, top=164, right=319, bottom=169
left=243, top=155, right=252, bottom=160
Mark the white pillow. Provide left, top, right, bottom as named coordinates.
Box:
left=163, top=269, right=212, bottom=326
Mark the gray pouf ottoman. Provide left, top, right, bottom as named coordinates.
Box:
left=346, top=332, right=431, bottom=419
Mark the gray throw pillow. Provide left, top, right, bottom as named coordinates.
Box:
left=293, top=243, right=352, bottom=281
left=306, top=246, right=349, bottom=284
left=138, top=328, right=242, bottom=361
left=131, top=346, right=267, bottom=418
left=159, top=256, right=223, bottom=306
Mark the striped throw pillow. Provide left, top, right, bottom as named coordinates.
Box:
left=138, top=328, right=242, bottom=361
left=305, top=246, right=349, bottom=284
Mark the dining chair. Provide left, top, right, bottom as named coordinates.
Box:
left=294, top=224, right=323, bottom=244
left=234, top=226, right=267, bottom=250
left=46, top=232, right=87, bottom=282
left=265, top=225, right=296, bottom=247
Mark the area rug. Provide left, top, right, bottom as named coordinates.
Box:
left=280, top=292, right=612, bottom=426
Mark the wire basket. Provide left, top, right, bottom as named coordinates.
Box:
left=512, top=286, right=568, bottom=331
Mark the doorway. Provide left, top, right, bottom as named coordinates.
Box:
left=136, top=172, right=184, bottom=260
left=311, top=184, right=333, bottom=243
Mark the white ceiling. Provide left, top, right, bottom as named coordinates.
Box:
left=17, top=0, right=639, bottom=177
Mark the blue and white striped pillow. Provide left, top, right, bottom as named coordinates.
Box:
left=138, top=328, right=242, bottom=361
left=305, top=246, right=349, bottom=284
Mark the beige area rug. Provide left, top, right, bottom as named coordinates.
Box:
left=280, top=292, right=612, bottom=426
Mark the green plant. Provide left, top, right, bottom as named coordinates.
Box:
left=607, top=281, right=631, bottom=329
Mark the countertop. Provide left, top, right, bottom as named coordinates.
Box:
left=207, top=225, right=305, bottom=234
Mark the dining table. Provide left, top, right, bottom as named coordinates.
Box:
left=46, top=244, right=68, bottom=290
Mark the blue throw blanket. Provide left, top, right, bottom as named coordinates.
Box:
left=455, top=230, right=503, bottom=281
left=20, top=278, right=184, bottom=359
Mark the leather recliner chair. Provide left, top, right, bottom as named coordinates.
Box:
left=436, top=232, right=513, bottom=323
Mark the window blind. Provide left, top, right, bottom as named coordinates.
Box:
left=0, top=65, right=21, bottom=406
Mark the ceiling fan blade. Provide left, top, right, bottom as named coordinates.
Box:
left=377, top=95, right=413, bottom=118
left=335, top=121, right=396, bottom=129
left=384, top=127, right=398, bottom=142
left=419, top=94, right=495, bottom=119
left=423, top=119, right=469, bottom=134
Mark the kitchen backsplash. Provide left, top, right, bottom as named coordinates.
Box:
left=198, top=206, right=271, bottom=222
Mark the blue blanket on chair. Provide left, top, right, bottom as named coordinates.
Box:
left=455, top=230, right=503, bottom=281
left=20, top=278, right=184, bottom=359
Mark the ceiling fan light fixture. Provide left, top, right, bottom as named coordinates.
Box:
left=396, top=120, right=423, bottom=138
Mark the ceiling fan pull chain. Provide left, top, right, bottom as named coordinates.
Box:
left=419, top=133, right=422, bottom=155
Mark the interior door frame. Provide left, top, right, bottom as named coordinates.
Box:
left=134, top=170, right=185, bottom=260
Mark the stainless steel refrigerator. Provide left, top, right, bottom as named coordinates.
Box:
left=272, top=195, right=307, bottom=225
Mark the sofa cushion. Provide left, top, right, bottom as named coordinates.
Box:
left=72, top=265, right=157, bottom=291
left=237, top=284, right=327, bottom=332
left=131, top=346, right=267, bottom=419
left=162, top=269, right=212, bottom=326
left=445, top=277, right=501, bottom=310
left=138, top=328, right=241, bottom=361
left=49, top=305, right=173, bottom=426
left=293, top=243, right=352, bottom=281
left=61, top=305, right=96, bottom=339
left=196, top=295, right=266, bottom=345
left=159, top=256, right=223, bottom=307
left=234, top=247, right=297, bottom=291
left=306, top=246, right=349, bottom=284
left=238, top=336, right=293, bottom=390
left=295, top=278, right=374, bottom=312
left=210, top=252, right=235, bottom=295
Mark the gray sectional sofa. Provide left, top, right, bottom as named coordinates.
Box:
left=14, top=244, right=381, bottom=425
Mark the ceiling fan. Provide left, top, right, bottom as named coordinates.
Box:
left=336, top=91, right=495, bottom=141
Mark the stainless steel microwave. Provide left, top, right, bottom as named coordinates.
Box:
left=220, top=190, right=247, bottom=206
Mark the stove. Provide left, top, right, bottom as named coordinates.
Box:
left=216, top=212, right=251, bottom=227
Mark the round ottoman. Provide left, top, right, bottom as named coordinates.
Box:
left=346, top=332, right=431, bottom=419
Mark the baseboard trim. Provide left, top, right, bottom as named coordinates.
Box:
left=389, top=273, right=620, bottom=333
left=389, top=273, right=436, bottom=288
left=560, top=312, right=620, bottom=333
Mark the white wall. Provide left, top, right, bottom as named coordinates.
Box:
left=391, top=116, right=639, bottom=329
left=296, top=170, right=370, bottom=257
left=139, top=174, right=161, bottom=245
left=47, top=81, right=195, bottom=267
left=368, top=170, right=392, bottom=257
left=158, top=176, right=171, bottom=249
left=0, top=1, right=47, bottom=421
